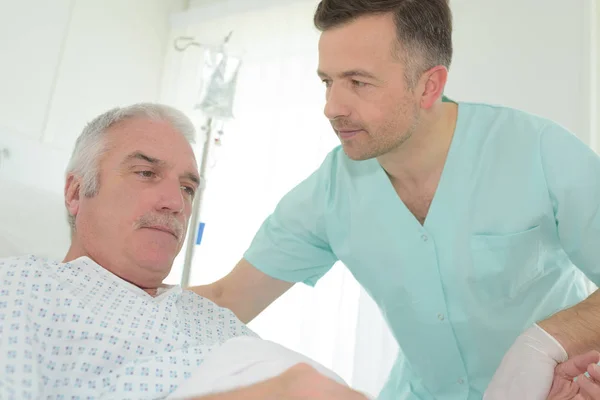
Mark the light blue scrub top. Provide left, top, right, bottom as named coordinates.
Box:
left=244, top=101, right=600, bottom=400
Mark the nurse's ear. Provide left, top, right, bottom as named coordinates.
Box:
left=417, top=65, right=449, bottom=110
left=64, top=174, right=82, bottom=220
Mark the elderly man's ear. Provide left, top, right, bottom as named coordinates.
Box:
left=65, top=174, right=81, bottom=219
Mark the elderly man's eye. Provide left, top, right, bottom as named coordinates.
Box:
left=182, top=186, right=195, bottom=197
left=136, top=170, right=156, bottom=179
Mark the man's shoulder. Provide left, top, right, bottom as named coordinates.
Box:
left=318, top=146, right=381, bottom=181
left=270, top=146, right=378, bottom=224
left=0, top=255, right=56, bottom=275
left=459, top=101, right=556, bottom=130
left=457, top=101, right=574, bottom=152
left=0, top=256, right=59, bottom=303
left=0, top=254, right=46, bottom=265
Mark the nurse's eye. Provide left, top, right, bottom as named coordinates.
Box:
left=352, top=80, right=367, bottom=88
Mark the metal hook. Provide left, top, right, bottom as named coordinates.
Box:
left=174, top=36, right=203, bottom=52
left=174, top=31, right=234, bottom=52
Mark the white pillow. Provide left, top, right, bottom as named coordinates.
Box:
left=0, top=228, right=22, bottom=258
left=0, top=179, right=70, bottom=260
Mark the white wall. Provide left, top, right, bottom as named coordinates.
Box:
left=0, top=0, right=184, bottom=194
left=189, top=0, right=214, bottom=6
left=177, top=0, right=596, bottom=145
left=446, top=0, right=595, bottom=145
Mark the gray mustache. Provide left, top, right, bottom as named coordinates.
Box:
left=135, top=213, right=184, bottom=239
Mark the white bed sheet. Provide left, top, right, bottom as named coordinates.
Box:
left=168, top=336, right=348, bottom=399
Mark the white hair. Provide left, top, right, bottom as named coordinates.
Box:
left=66, top=103, right=196, bottom=231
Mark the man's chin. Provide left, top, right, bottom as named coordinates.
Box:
left=132, top=247, right=177, bottom=273
left=340, top=145, right=377, bottom=161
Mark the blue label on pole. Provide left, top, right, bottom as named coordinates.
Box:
left=196, top=222, right=206, bottom=245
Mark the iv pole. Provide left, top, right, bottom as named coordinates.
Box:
left=175, top=32, right=237, bottom=288
left=181, top=118, right=213, bottom=288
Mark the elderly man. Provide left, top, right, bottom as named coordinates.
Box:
left=0, top=103, right=367, bottom=399
left=546, top=351, right=600, bottom=400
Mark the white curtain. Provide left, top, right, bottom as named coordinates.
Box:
left=160, top=0, right=396, bottom=396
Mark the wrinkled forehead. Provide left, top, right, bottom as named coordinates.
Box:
left=104, top=117, right=198, bottom=171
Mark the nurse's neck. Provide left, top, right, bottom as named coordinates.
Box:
left=378, top=101, right=458, bottom=187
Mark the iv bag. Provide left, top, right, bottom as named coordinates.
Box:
left=194, top=47, right=242, bottom=120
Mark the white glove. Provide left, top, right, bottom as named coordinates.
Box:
left=483, top=324, right=568, bottom=400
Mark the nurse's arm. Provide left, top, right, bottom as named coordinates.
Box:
left=484, top=123, right=600, bottom=399
left=189, top=258, right=294, bottom=323
left=538, top=291, right=600, bottom=358
left=535, top=122, right=600, bottom=358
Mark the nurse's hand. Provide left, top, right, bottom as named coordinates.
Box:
left=546, top=350, right=600, bottom=399
left=484, top=324, right=568, bottom=400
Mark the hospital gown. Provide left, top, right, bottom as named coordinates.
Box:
left=0, top=255, right=257, bottom=400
